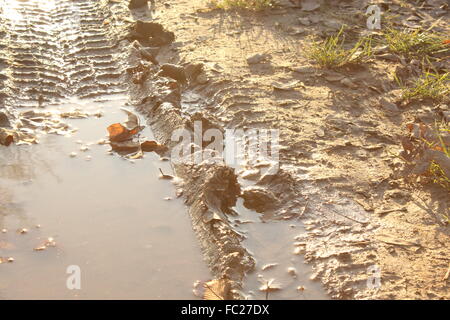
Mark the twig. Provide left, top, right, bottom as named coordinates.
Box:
left=443, top=263, right=450, bottom=281
left=376, top=207, right=408, bottom=216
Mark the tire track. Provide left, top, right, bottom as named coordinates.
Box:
left=0, top=0, right=125, bottom=114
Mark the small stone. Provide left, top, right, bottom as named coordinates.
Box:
left=287, top=267, right=297, bottom=277
left=323, top=20, right=342, bottom=30
left=128, top=0, right=148, bottom=9
left=340, top=78, right=357, bottom=89
left=159, top=64, right=187, bottom=83
left=247, top=53, right=271, bottom=65
left=298, top=18, right=311, bottom=26
left=0, top=111, right=11, bottom=127
left=379, top=98, right=399, bottom=113
left=19, top=228, right=28, bottom=234
left=7, top=257, right=14, bottom=263
left=196, top=73, right=208, bottom=85
left=69, top=152, right=77, bottom=158
left=1, top=229, right=7, bottom=233
left=293, top=246, right=304, bottom=255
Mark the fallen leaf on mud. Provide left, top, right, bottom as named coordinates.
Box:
left=203, top=278, right=231, bottom=300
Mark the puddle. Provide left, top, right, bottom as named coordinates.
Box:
left=0, top=96, right=210, bottom=299
left=233, top=200, right=329, bottom=300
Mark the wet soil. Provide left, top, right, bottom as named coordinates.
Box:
left=1, top=0, right=449, bottom=300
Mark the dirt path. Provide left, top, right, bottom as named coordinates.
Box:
left=1, top=0, right=449, bottom=300
left=116, top=0, right=449, bottom=299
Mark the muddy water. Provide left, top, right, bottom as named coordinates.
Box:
left=0, top=96, right=210, bottom=299
left=234, top=200, right=328, bottom=300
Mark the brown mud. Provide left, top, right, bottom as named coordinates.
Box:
left=1, top=0, right=449, bottom=299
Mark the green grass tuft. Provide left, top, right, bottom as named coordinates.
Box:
left=384, top=28, right=447, bottom=57
left=209, top=0, right=275, bottom=10
left=397, top=71, right=449, bottom=102
left=307, top=28, right=373, bottom=69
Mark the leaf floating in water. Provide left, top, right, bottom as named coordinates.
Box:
left=0, top=241, right=14, bottom=250
left=45, top=237, right=56, bottom=247
left=128, top=150, right=144, bottom=160
left=259, top=279, right=281, bottom=293
left=107, top=123, right=133, bottom=142
left=0, top=257, right=14, bottom=263
left=60, top=109, right=89, bottom=119
left=192, top=280, right=204, bottom=298
left=141, top=140, right=167, bottom=153
left=158, top=168, right=174, bottom=180
left=120, top=107, right=141, bottom=131
left=110, top=141, right=141, bottom=153
left=261, top=263, right=278, bottom=271
left=97, top=138, right=108, bottom=145
left=203, top=278, right=231, bottom=300
left=34, top=237, right=56, bottom=251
